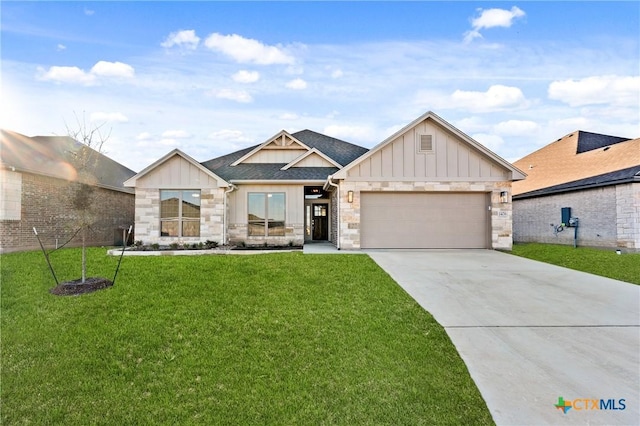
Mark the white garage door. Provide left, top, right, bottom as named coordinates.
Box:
left=360, top=192, right=489, bottom=249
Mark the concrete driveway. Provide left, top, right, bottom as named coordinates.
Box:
left=366, top=249, right=640, bottom=425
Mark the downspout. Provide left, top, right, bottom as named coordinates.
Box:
left=223, top=184, right=238, bottom=245
left=326, top=176, right=340, bottom=250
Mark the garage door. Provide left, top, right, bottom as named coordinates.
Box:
left=360, top=192, right=489, bottom=249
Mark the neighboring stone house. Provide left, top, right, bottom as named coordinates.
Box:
left=125, top=111, right=525, bottom=250
left=512, top=131, right=640, bottom=251
left=0, top=130, right=136, bottom=253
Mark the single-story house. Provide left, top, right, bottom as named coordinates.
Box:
left=512, top=131, right=640, bottom=251
left=0, top=129, right=136, bottom=253
left=124, top=111, right=525, bottom=250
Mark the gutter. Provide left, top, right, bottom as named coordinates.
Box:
left=325, top=175, right=340, bottom=250
left=223, top=184, right=238, bottom=245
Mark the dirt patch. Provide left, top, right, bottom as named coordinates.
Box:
left=50, top=277, right=113, bottom=296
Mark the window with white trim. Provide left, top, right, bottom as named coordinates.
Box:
left=160, top=190, right=201, bottom=237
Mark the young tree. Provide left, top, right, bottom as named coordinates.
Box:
left=65, top=112, right=111, bottom=283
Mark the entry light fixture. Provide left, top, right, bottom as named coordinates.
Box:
left=499, top=191, right=508, bottom=203
left=347, top=190, right=354, bottom=203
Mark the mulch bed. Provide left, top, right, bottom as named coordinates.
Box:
left=50, top=277, right=113, bottom=296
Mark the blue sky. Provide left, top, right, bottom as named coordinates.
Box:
left=2, top=1, right=639, bottom=171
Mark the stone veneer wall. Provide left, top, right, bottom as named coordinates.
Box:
left=134, top=187, right=225, bottom=244
left=513, top=183, right=639, bottom=250
left=227, top=223, right=304, bottom=247
left=337, top=180, right=513, bottom=250
left=0, top=171, right=134, bottom=253
left=329, top=188, right=338, bottom=246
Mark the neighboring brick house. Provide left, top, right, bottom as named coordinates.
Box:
left=0, top=130, right=136, bottom=253
left=125, top=111, right=525, bottom=250
left=512, top=131, right=640, bottom=251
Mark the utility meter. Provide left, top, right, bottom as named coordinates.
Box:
left=568, top=217, right=579, bottom=227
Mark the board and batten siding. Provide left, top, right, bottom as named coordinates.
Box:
left=347, top=120, right=509, bottom=181
left=242, top=149, right=307, bottom=164
left=135, top=155, right=224, bottom=189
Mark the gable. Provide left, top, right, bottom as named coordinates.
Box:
left=125, top=150, right=228, bottom=189
left=289, top=152, right=337, bottom=168
left=337, top=112, right=521, bottom=181
left=231, top=131, right=311, bottom=165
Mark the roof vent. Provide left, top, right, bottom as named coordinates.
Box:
left=417, top=134, right=434, bottom=153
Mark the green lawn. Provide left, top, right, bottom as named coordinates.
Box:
left=511, top=243, right=640, bottom=285
left=1, top=248, right=493, bottom=425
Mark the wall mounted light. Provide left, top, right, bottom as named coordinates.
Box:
left=347, top=190, right=354, bottom=203
left=499, top=191, right=508, bottom=203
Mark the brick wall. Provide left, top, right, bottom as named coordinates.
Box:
left=513, top=184, right=639, bottom=250
left=616, top=183, right=640, bottom=249
left=0, top=171, right=134, bottom=253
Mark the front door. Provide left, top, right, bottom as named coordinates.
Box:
left=312, top=204, right=328, bottom=240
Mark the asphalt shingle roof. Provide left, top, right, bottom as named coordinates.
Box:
left=0, top=129, right=136, bottom=192
left=514, top=165, right=640, bottom=199
left=513, top=131, right=639, bottom=196
left=201, top=130, right=368, bottom=182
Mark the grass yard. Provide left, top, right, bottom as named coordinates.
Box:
left=511, top=243, right=640, bottom=285
left=1, top=248, right=493, bottom=425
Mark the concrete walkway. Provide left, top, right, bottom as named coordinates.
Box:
left=366, top=249, right=640, bottom=425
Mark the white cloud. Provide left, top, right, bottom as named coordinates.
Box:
left=90, top=112, right=129, bottom=123
left=38, top=66, right=96, bottom=85
left=84, top=8, right=95, bottom=16
left=471, top=133, right=504, bottom=152
left=451, top=85, right=528, bottom=112
left=331, top=69, right=344, bottom=79
left=56, top=44, right=66, bottom=51
left=286, top=78, right=307, bottom=90
left=548, top=75, right=640, bottom=107
left=324, top=124, right=376, bottom=143
left=161, top=30, right=200, bottom=50
left=279, top=113, right=299, bottom=120
left=493, top=120, right=539, bottom=136
left=454, top=117, right=489, bottom=134
left=136, top=132, right=152, bottom=140
left=211, top=88, right=253, bottom=103
left=204, top=33, right=295, bottom=65
left=464, top=6, right=525, bottom=43
left=208, top=129, right=252, bottom=143
left=39, top=61, right=135, bottom=85
left=232, top=70, right=260, bottom=83
left=90, top=61, right=135, bottom=78
left=162, top=130, right=191, bottom=139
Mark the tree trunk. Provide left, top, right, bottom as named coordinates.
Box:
left=82, top=227, right=86, bottom=283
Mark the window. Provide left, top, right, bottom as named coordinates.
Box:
left=248, top=193, right=285, bottom=236
left=160, top=190, right=201, bottom=237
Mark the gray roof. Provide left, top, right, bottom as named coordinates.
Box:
left=0, top=129, right=136, bottom=193
left=201, top=130, right=368, bottom=181
left=514, top=165, right=640, bottom=200
left=575, top=131, right=630, bottom=154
